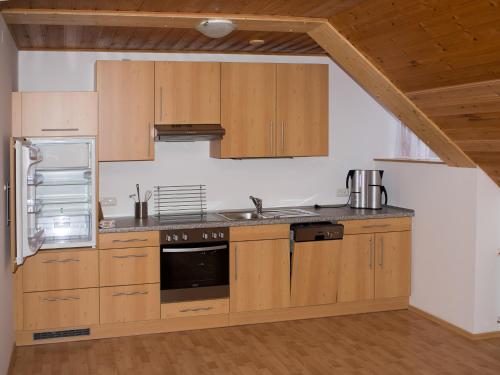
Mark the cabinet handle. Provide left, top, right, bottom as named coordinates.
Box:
left=179, top=307, right=213, bottom=313
left=112, top=254, right=148, bottom=259
left=234, top=245, right=238, bottom=281
left=380, top=237, right=384, bottom=268
left=281, top=122, right=285, bottom=154
left=41, top=128, right=79, bottom=132
left=42, top=258, right=80, bottom=264
left=269, top=121, right=274, bottom=154
left=369, top=237, right=374, bottom=269
left=4, top=183, right=10, bottom=226
left=362, top=224, right=390, bottom=229
left=112, top=291, right=148, bottom=297
left=41, top=296, right=80, bottom=302
left=160, top=86, right=164, bottom=120
left=112, top=238, right=148, bottom=243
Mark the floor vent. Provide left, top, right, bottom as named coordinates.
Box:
left=33, top=328, right=90, bottom=341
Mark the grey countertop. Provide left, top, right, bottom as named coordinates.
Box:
left=99, top=205, right=414, bottom=233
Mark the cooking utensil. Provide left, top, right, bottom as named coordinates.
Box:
left=129, top=194, right=137, bottom=203
left=144, top=190, right=152, bottom=202
left=136, top=184, right=141, bottom=203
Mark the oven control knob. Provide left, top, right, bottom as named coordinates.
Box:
left=218, top=232, right=225, bottom=239
left=172, top=234, right=178, bottom=241
left=202, top=233, right=208, bottom=240
left=165, top=235, right=172, bottom=242
left=211, top=232, right=218, bottom=239
left=182, top=233, right=188, bottom=241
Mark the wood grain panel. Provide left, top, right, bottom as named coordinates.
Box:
left=22, top=249, right=98, bottom=292
left=23, top=288, right=99, bottom=330
left=161, top=298, right=229, bottom=319
left=99, top=231, right=159, bottom=249
left=229, top=224, right=290, bottom=242
left=99, top=247, right=159, bottom=287
left=339, top=218, right=412, bottom=235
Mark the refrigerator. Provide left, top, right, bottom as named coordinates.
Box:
left=12, top=137, right=96, bottom=265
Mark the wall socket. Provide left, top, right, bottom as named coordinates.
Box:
left=100, top=197, right=117, bottom=207
left=336, top=188, right=349, bottom=197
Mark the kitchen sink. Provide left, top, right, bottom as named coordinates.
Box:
left=217, top=208, right=319, bottom=221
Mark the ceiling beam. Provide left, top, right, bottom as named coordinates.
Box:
left=308, top=22, right=476, bottom=168
left=1, top=9, right=325, bottom=33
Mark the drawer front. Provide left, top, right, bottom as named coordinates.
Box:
left=100, top=283, right=160, bottom=324
left=99, top=231, right=159, bottom=249
left=230, top=224, right=290, bottom=242
left=23, top=250, right=98, bottom=292
left=339, top=218, right=412, bottom=235
left=23, top=288, right=99, bottom=330
left=99, top=247, right=159, bottom=287
left=161, top=298, right=229, bottom=319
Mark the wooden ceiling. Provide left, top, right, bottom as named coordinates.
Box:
left=1, top=0, right=499, bottom=186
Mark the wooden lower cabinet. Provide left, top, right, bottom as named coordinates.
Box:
left=161, top=298, right=229, bottom=319
left=291, top=240, right=341, bottom=307
left=23, top=288, right=99, bottom=330
left=100, top=283, right=160, bottom=324
left=230, top=239, right=290, bottom=312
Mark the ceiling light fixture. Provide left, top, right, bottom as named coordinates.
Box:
left=196, top=19, right=235, bottom=38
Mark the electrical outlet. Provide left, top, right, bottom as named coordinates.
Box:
left=100, top=197, right=117, bottom=207
left=336, top=188, right=349, bottom=197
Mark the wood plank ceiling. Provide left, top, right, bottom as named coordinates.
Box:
left=1, top=0, right=499, bottom=185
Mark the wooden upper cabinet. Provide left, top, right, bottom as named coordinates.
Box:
left=230, top=239, right=290, bottom=312
left=155, top=62, right=221, bottom=125
left=96, top=61, right=154, bottom=162
left=12, top=92, right=98, bottom=137
left=277, top=64, right=329, bottom=157
left=337, top=234, right=375, bottom=303
left=214, top=63, right=277, bottom=158
left=374, top=231, right=411, bottom=299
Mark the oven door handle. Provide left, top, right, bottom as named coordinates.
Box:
left=162, top=245, right=228, bottom=253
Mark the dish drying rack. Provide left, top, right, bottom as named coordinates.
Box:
left=154, top=185, right=207, bottom=217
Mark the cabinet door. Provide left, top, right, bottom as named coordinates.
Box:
left=337, top=234, right=374, bottom=302
left=155, top=62, right=220, bottom=124
left=217, top=63, right=276, bottom=158
left=230, top=239, right=290, bottom=312
left=276, top=64, right=328, bottom=157
left=19, top=92, right=98, bottom=137
left=374, top=231, right=411, bottom=299
left=97, top=61, right=154, bottom=161
left=291, top=240, right=341, bottom=307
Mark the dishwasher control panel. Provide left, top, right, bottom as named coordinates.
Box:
left=291, top=222, right=344, bottom=242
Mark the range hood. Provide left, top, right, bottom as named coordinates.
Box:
left=155, top=124, right=225, bottom=142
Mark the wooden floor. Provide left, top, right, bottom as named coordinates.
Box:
left=10, top=310, right=500, bottom=375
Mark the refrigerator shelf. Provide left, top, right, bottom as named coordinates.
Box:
left=43, top=234, right=92, bottom=244
left=36, top=166, right=92, bottom=172
left=38, top=208, right=91, bottom=218
left=39, top=178, right=91, bottom=186
left=27, top=174, right=44, bottom=186
left=27, top=203, right=41, bottom=214
left=38, top=195, right=90, bottom=205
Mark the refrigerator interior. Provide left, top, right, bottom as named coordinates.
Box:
left=30, top=138, right=96, bottom=249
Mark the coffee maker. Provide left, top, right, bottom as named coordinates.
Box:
left=345, top=170, right=388, bottom=209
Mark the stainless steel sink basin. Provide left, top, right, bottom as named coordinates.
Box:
left=217, top=208, right=318, bottom=221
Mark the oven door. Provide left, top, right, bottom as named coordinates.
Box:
left=160, top=242, right=229, bottom=303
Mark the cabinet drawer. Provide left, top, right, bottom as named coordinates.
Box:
left=23, top=250, right=98, bottom=292
left=99, top=231, right=159, bottom=249
left=339, top=218, right=411, bottom=235
left=161, top=298, right=229, bottom=319
left=99, top=247, right=159, bottom=286
left=230, top=224, right=290, bottom=242
left=100, top=283, right=160, bottom=324
left=23, top=288, right=99, bottom=330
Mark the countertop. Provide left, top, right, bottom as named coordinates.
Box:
left=99, top=205, right=414, bottom=233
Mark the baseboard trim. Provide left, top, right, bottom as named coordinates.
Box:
left=408, top=305, right=500, bottom=340
left=7, top=343, right=16, bottom=375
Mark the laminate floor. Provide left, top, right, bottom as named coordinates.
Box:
left=10, top=310, right=500, bottom=375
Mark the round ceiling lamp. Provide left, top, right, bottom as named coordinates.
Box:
left=196, top=19, right=235, bottom=38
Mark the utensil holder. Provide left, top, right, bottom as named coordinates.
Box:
left=135, top=202, right=148, bottom=219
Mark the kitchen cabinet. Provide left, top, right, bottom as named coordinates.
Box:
left=211, top=62, right=328, bottom=158
left=337, top=234, right=375, bottom=302
left=276, top=64, right=329, bottom=157
left=155, top=62, right=220, bottom=125
left=12, top=92, right=98, bottom=137
left=161, top=298, right=229, bottom=319
left=230, top=238, right=290, bottom=312
left=96, top=60, right=155, bottom=161
left=291, top=240, right=341, bottom=307
left=214, top=63, right=277, bottom=158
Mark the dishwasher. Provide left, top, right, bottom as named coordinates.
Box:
left=290, top=222, right=344, bottom=307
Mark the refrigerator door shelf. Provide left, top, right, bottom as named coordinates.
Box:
left=28, top=229, right=45, bottom=252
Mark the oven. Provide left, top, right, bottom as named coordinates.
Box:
left=160, top=227, right=229, bottom=303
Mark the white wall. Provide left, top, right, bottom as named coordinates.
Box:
left=19, top=51, right=398, bottom=217
left=0, top=17, right=17, bottom=375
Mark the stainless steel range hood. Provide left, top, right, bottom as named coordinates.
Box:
left=155, top=124, right=225, bottom=142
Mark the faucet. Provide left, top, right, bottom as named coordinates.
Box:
left=249, top=196, right=263, bottom=215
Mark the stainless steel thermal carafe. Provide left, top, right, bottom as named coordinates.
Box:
left=346, top=169, right=387, bottom=209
